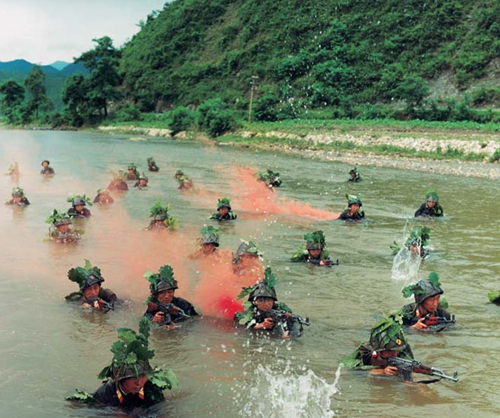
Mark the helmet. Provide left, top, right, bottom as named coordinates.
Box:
left=425, top=190, right=439, bottom=202
left=217, top=198, right=232, bottom=211
left=153, top=277, right=178, bottom=294
left=232, top=241, right=259, bottom=263
left=82, top=272, right=104, bottom=290
left=414, top=278, right=443, bottom=305
left=127, top=163, right=137, bottom=170
left=138, top=173, right=148, bottom=181
left=72, top=197, right=87, bottom=207
left=346, top=194, right=362, bottom=207
left=201, top=227, right=219, bottom=246
left=41, top=160, right=50, bottom=166
left=369, top=318, right=407, bottom=352
left=113, top=360, right=152, bottom=381
left=54, top=216, right=72, bottom=227
left=11, top=187, right=24, bottom=197
left=249, top=282, right=277, bottom=301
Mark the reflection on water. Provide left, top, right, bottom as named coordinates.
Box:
left=1, top=130, right=500, bottom=417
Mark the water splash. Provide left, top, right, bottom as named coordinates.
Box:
left=391, top=247, right=422, bottom=281
left=237, top=362, right=341, bottom=418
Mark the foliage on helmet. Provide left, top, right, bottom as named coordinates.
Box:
left=67, top=194, right=93, bottom=207
left=425, top=189, right=439, bottom=202
left=149, top=200, right=178, bottom=228
left=67, top=259, right=103, bottom=290
left=201, top=225, right=219, bottom=245
left=488, top=290, right=500, bottom=304
left=237, top=267, right=277, bottom=300
left=46, top=209, right=72, bottom=225
left=402, top=271, right=442, bottom=299
left=304, top=230, right=326, bottom=249
left=11, top=186, right=25, bottom=197
left=404, top=226, right=430, bottom=247
left=127, top=162, right=137, bottom=170
left=349, top=167, right=361, bottom=179
left=139, top=172, right=148, bottom=181
left=369, top=312, right=407, bottom=351
left=346, top=194, right=362, bottom=206
left=217, top=197, right=232, bottom=210
left=144, top=265, right=177, bottom=294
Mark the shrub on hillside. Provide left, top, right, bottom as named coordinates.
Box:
left=169, top=106, right=198, bottom=135
left=114, top=104, right=143, bottom=122
left=198, top=98, right=238, bottom=137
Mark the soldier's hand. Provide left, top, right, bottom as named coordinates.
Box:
left=411, top=317, right=429, bottom=331
left=93, top=299, right=104, bottom=310
left=170, top=305, right=179, bottom=314
left=80, top=303, right=92, bottom=309
left=382, top=366, right=399, bottom=376
left=262, top=318, right=274, bottom=329
left=319, top=260, right=327, bottom=266
left=153, top=312, right=165, bottom=323
left=283, top=313, right=293, bottom=320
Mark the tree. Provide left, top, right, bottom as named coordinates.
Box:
left=0, top=80, right=25, bottom=124
left=75, top=36, right=122, bottom=118
left=62, top=74, right=89, bottom=127
left=24, top=65, right=53, bottom=120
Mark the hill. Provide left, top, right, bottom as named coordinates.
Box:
left=119, top=0, right=500, bottom=119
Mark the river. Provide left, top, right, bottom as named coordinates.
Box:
left=0, top=129, right=499, bottom=418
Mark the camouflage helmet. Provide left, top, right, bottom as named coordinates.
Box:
left=369, top=316, right=407, bottom=352
left=46, top=209, right=72, bottom=226
left=11, top=186, right=25, bottom=197
left=147, top=157, right=155, bottom=163
left=201, top=225, right=219, bottom=246
left=113, top=360, right=152, bottom=381
left=217, top=197, right=232, bottom=211
left=127, top=163, right=137, bottom=170
left=145, top=265, right=178, bottom=295
left=402, top=272, right=444, bottom=305
left=72, top=197, right=87, bottom=207
left=67, top=260, right=105, bottom=291
left=305, top=231, right=326, bottom=250
left=41, top=160, right=50, bottom=166
left=138, top=172, right=149, bottom=182
left=346, top=194, right=362, bottom=207
left=175, top=169, right=184, bottom=176
left=232, top=240, right=260, bottom=263
left=249, top=282, right=277, bottom=301
left=425, top=190, right=439, bottom=203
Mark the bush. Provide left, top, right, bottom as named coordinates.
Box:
left=114, top=104, right=143, bottom=122
left=489, top=149, right=500, bottom=163
left=254, top=94, right=279, bottom=121
left=198, top=98, right=238, bottom=137
left=168, top=106, right=197, bottom=135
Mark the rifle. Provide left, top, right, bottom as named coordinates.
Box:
left=87, top=298, right=114, bottom=311
left=157, top=302, right=191, bottom=326
left=57, top=232, right=81, bottom=243
left=308, top=257, right=339, bottom=267
left=388, top=357, right=459, bottom=383
left=256, top=309, right=310, bottom=337
left=410, top=314, right=456, bottom=331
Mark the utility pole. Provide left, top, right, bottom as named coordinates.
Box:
left=248, top=75, right=259, bottom=122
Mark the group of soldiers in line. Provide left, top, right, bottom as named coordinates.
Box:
left=4, top=159, right=469, bottom=411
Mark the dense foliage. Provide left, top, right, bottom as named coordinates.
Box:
left=117, top=0, right=500, bottom=122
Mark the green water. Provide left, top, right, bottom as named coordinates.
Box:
left=0, top=130, right=499, bottom=418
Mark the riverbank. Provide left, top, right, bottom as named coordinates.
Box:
left=96, top=120, right=500, bottom=179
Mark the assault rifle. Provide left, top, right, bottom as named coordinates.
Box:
left=257, top=309, right=310, bottom=337
left=87, top=298, right=114, bottom=312
left=308, top=257, right=339, bottom=267
left=157, top=302, right=191, bottom=326
left=388, top=357, right=459, bottom=383
left=410, top=314, right=456, bottom=331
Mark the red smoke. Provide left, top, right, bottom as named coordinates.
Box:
left=231, top=167, right=340, bottom=220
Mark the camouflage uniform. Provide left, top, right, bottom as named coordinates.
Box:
left=40, top=160, right=55, bottom=175
left=415, top=190, right=444, bottom=217
left=5, top=187, right=30, bottom=207
left=67, top=196, right=92, bottom=218
left=210, top=198, right=237, bottom=221
left=291, top=231, right=333, bottom=266
left=339, top=195, right=365, bottom=221
left=147, top=158, right=159, bottom=172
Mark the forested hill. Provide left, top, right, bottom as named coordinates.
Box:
left=119, top=0, right=500, bottom=118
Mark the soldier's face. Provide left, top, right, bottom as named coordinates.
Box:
left=202, top=243, right=216, bottom=255
left=12, top=196, right=22, bottom=203
left=121, top=374, right=148, bottom=394
left=57, top=224, right=70, bottom=233
left=422, top=295, right=440, bottom=313
left=42, top=161, right=48, bottom=168
left=75, top=204, right=84, bottom=212
left=219, top=207, right=229, bottom=216
left=255, top=297, right=274, bottom=312
left=426, top=200, right=436, bottom=208
left=350, top=203, right=360, bottom=213
left=83, top=283, right=100, bottom=300
left=128, top=168, right=134, bottom=174
left=157, top=289, right=175, bottom=304
left=308, top=249, right=321, bottom=258
left=139, top=179, right=147, bottom=186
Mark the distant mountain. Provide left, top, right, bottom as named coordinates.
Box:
left=60, top=62, right=88, bottom=76
left=0, top=59, right=59, bottom=74
left=49, top=60, right=70, bottom=71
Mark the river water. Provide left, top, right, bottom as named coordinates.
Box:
left=0, top=129, right=499, bottom=418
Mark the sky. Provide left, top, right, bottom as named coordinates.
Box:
left=0, top=0, right=168, bottom=65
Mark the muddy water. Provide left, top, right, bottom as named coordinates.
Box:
left=0, top=129, right=499, bottom=418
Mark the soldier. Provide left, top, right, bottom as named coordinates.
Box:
left=291, top=231, right=336, bottom=266
left=415, top=190, right=444, bottom=218
left=147, top=200, right=177, bottom=230
left=65, top=260, right=117, bottom=311
left=342, top=315, right=414, bottom=376
left=347, top=167, right=361, bottom=182
left=143, top=265, right=199, bottom=329
left=40, top=160, right=55, bottom=175
left=46, top=210, right=80, bottom=243
left=198, top=225, right=220, bottom=256
left=126, top=163, right=140, bottom=181
left=258, top=169, right=282, bottom=188
left=107, top=170, right=129, bottom=192
left=67, top=318, right=178, bottom=410
left=5, top=186, right=30, bottom=206
left=234, top=268, right=308, bottom=338
left=93, top=188, right=114, bottom=204
left=400, top=272, right=454, bottom=331
left=174, top=169, right=193, bottom=190
left=147, top=157, right=159, bottom=172
left=67, top=195, right=92, bottom=218
left=6, top=161, right=20, bottom=177
left=338, top=194, right=365, bottom=221
left=134, top=173, right=149, bottom=189
left=391, top=227, right=430, bottom=258
left=232, top=240, right=263, bottom=275
left=210, top=197, right=237, bottom=221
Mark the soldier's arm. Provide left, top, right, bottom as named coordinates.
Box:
left=99, top=288, right=117, bottom=303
